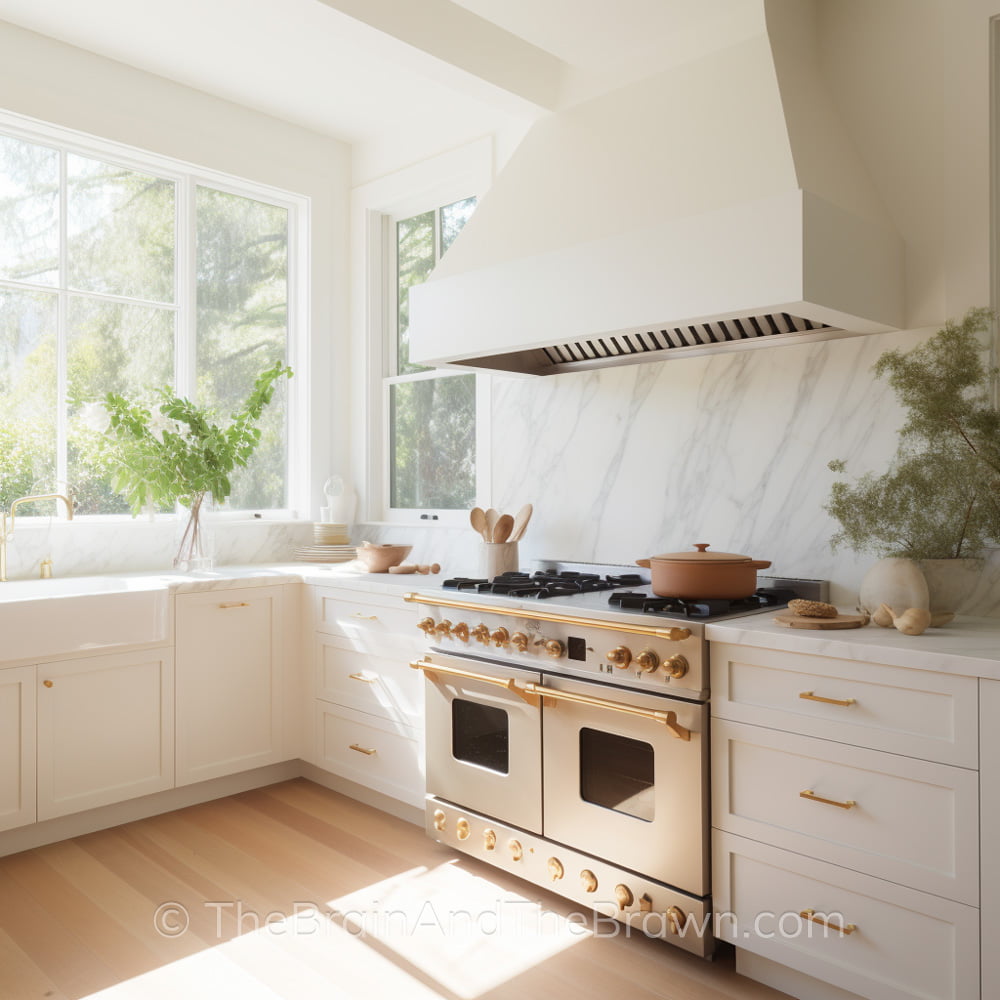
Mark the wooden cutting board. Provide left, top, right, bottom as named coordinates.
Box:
left=773, top=612, right=869, bottom=630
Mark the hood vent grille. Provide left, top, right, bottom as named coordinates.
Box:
left=541, top=312, right=832, bottom=368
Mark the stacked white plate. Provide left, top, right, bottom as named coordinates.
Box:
left=293, top=544, right=357, bottom=563
left=314, top=522, right=350, bottom=545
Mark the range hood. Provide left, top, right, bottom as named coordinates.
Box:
left=409, top=0, right=904, bottom=376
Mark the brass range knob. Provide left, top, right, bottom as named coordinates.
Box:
left=606, top=645, right=632, bottom=669
left=483, top=828, right=497, bottom=851
left=452, top=622, right=470, bottom=642
left=580, top=869, right=598, bottom=893
left=635, top=649, right=659, bottom=673
left=614, top=884, right=634, bottom=910
left=491, top=627, right=510, bottom=648
left=542, top=638, right=564, bottom=658
left=508, top=839, right=524, bottom=861
left=471, top=623, right=490, bottom=645
left=432, top=809, right=446, bottom=832
left=665, top=654, right=689, bottom=678
left=547, top=857, right=565, bottom=881
left=417, top=617, right=436, bottom=636
left=435, top=619, right=453, bottom=638
left=456, top=818, right=471, bottom=840
left=666, top=905, right=686, bottom=936
left=511, top=631, right=529, bottom=652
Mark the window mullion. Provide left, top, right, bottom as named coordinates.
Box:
left=175, top=176, right=196, bottom=400
left=55, top=149, right=68, bottom=497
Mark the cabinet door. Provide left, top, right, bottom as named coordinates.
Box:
left=175, top=587, right=286, bottom=786
left=37, top=649, right=174, bottom=821
left=0, top=665, right=36, bottom=832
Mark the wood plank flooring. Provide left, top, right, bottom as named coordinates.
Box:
left=0, top=779, right=790, bottom=1000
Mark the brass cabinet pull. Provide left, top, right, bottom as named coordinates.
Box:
left=523, top=682, right=691, bottom=741
left=800, top=789, right=857, bottom=810
left=405, top=592, right=691, bottom=642
left=43, top=679, right=53, bottom=688
left=799, top=690, right=856, bottom=707
left=219, top=601, right=250, bottom=609
left=348, top=672, right=376, bottom=684
left=410, top=656, right=540, bottom=706
left=799, top=909, right=857, bottom=935
left=351, top=612, right=379, bottom=621
left=349, top=744, right=377, bottom=756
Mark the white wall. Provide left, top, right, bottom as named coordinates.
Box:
left=0, top=19, right=352, bottom=577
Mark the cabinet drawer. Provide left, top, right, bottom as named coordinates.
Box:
left=712, top=720, right=978, bottom=904
left=314, top=587, right=423, bottom=657
left=714, top=831, right=979, bottom=1000
left=316, top=702, right=423, bottom=807
left=710, top=642, right=978, bottom=767
left=316, top=635, right=423, bottom=727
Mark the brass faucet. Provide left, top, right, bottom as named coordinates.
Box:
left=0, top=493, right=75, bottom=582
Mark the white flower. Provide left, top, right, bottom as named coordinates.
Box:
left=78, top=401, right=111, bottom=434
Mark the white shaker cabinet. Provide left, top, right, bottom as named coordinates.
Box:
left=36, top=649, right=174, bottom=821
left=175, top=586, right=289, bottom=785
left=0, top=665, right=36, bottom=832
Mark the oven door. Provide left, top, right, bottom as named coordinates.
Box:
left=413, top=651, right=543, bottom=834
left=536, top=676, right=709, bottom=896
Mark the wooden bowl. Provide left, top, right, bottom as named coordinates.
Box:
left=357, top=542, right=412, bottom=573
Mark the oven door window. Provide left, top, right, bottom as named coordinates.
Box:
left=452, top=699, right=510, bottom=774
left=579, top=727, right=654, bottom=821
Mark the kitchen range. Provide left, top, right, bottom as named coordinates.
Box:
left=404, top=558, right=826, bottom=957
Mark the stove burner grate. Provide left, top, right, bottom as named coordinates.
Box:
left=608, top=587, right=799, bottom=619
left=443, top=570, right=644, bottom=599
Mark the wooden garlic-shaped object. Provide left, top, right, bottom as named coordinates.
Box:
left=879, top=604, right=932, bottom=636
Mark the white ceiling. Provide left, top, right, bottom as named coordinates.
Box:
left=0, top=0, right=755, bottom=177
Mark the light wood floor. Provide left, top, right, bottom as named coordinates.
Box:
left=0, top=779, right=790, bottom=1000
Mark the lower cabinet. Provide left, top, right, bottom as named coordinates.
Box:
left=175, top=587, right=287, bottom=786
left=36, top=648, right=174, bottom=821
left=0, top=665, right=36, bottom=832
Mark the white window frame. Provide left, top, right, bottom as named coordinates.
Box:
left=0, top=108, right=311, bottom=520
left=352, top=139, right=493, bottom=525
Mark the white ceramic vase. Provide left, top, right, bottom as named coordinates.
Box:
left=917, top=558, right=982, bottom=615
left=858, top=557, right=929, bottom=615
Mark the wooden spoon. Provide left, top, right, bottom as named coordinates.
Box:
left=470, top=507, right=488, bottom=541
left=492, top=513, right=514, bottom=544
left=484, top=508, right=501, bottom=542
left=510, top=503, right=533, bottom=542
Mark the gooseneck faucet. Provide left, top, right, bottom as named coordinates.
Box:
left=0, top=493, right=75, bottom=582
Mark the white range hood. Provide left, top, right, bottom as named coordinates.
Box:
left=409, top=0, right=904, bottom=376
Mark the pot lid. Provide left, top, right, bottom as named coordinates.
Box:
left=652, top=543, right=756, bottom=564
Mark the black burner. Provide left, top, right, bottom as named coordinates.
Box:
left=444, top=570, right=644, bottom=599
left=607, top=586, right=798, bottom=620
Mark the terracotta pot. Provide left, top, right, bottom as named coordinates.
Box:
left=636, top=543, right=772, bottom=599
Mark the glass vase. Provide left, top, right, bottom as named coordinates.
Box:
left=174, top=493, right=214, bottom=571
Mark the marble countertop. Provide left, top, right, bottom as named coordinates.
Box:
left=706, top=611, right=1000, bottom=680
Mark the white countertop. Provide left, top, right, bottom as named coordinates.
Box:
left=706, top=611, right=1000, bottom=680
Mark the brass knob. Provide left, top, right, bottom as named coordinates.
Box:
left=432, top=809, right=446, bottom=831
left=491, top=627, right=510, bottom=648
left=43, top=679, right=54, bottom=688
left=543, top=638, right=564, bottom=658
left=511, top=631, right=529, bottom=652
left=635, top=649, right=659, bottom=673
left=580, top=869, right=598, bottom=893
left=665, top=654, right=689, bottom=678
left=606, top=646, right=632, bottom=669
left=452, top=622, right=470, bottom=642
left=614, top=884, right=634, bottom=910
left=483, top=828, right=497, bottom=851
left=508, top=838, right=523, bottom=861
left=417, top=617, right=436, bottom=636
left=471, top=624, right=490, bottom=645
left=456, top=818, right=471, bottom=841
left=435, top=619, right=453, bottom=638
left=547, top=857, right=565, bottom=881
left=666, top=905, right=686, bottom=935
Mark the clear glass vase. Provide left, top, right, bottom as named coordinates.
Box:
left=174, top=493, right=214, bottom=571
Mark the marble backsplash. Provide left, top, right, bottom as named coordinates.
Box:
left=357, top=327, right=1000, bottom=618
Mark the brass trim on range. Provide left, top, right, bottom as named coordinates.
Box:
left=404, top=592, right=692, bottom=641
left=523, top=682, right=691, bottom=741
left=800, top=789, right=857, bottom=810
left=410, top=656, right=540, bottom=706
left=799, top=909, right=857, bottom=935
left=799, top=690, right=856, bottom=707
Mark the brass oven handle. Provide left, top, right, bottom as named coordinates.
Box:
left=799, top=909, right=857, bottom=935
left=799, top=690, right=856, bottom=707
left=410, top=657, right=540, bottom=706
left=404, top=592, right=692, bottom=642
left=523, top=682, right=691, bottom=741
left=800, top=789, right=857, bottom=810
